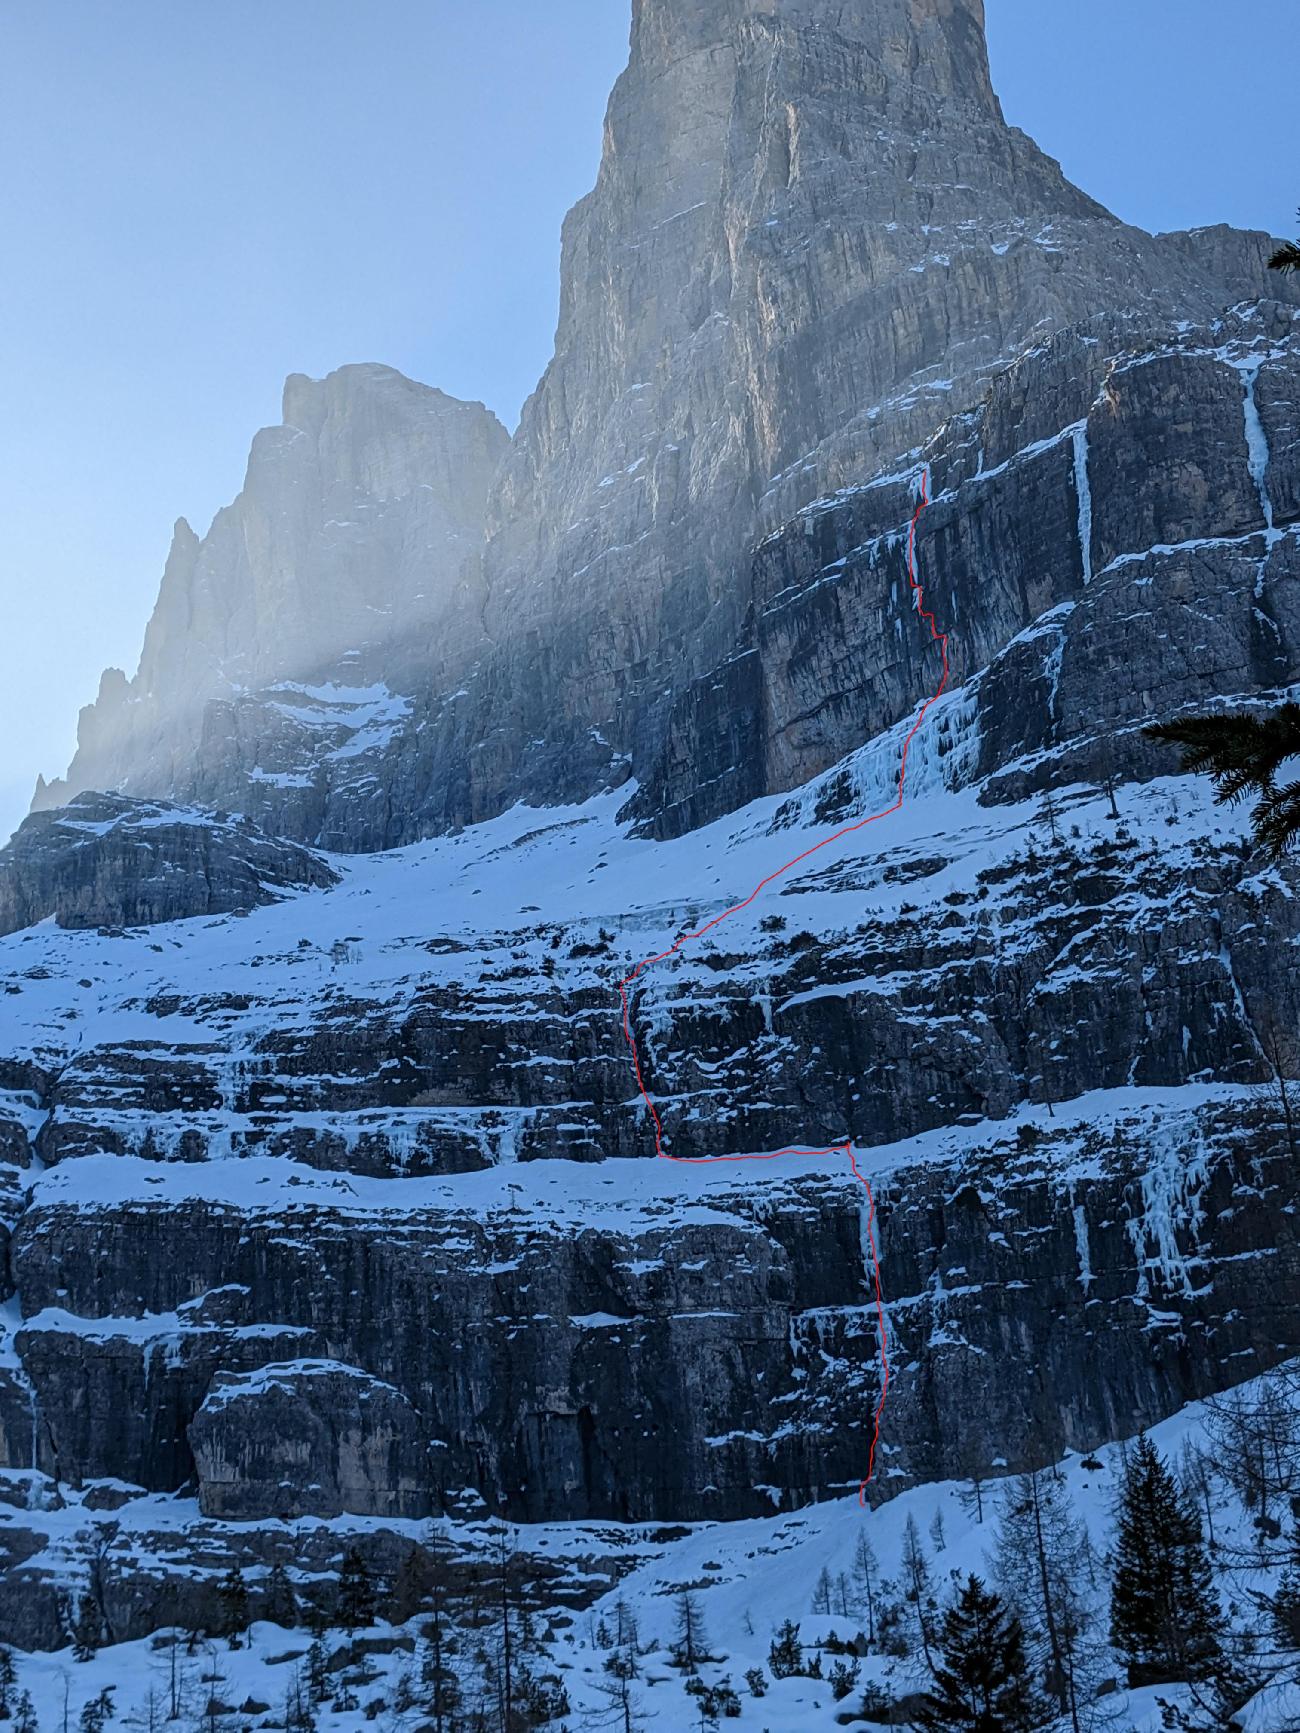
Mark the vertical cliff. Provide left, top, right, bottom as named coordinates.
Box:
left=44, top=0, right=1292, bottom=844
left=39, top=366, right=508, bottom=820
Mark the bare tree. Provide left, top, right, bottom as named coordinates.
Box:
left=1206, top=1369, right=1300, bottom=1538
left=900, top=1515, right=937, bottom=1671
left=1178, top=1440, right=1219, bottom=1550
left=994, top=1470, right=1095, bottom=1733
left=1258, top=1022, right=1300, bottom=1161
left=852, top=1532, right=880, bottom=1648
left=670, top=1591, right=709, bottom=1675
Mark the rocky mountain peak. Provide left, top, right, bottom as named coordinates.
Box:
left=37, top=0, right=1298, bottom=849
left=628, top=0, right=1000, bottom=112
left=39, top=367, right=508, bottom=818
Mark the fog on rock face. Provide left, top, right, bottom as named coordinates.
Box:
left=44, top=0, right=1294, bottom=848
left=2, top=2, right=1300, bottom=1710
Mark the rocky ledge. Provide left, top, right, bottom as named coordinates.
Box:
left=0, top=793, right=339, bottom=936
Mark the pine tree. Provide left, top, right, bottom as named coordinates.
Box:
left=1271, top=212, right=1300, bottom=275
left=262, top=1563, right=299, bottom=1630
left=336, top=1548, right=376, bottom=1637
left=768, top=1619, right=803, bottom=1679
left=70, top=1595, right=103, bottom=1664
left=13, top=1692, right=35, bottom=1733
left=1110, top=1434, right=1224, bottom=1686
left=392, top=1543, right=435, bottom=1624
left=305, top=1634, right=330, bottom=1708
left=420, top=1578, right=461, bottom=1733
left=994, top=1469, right=1092, bottom=1733
left=0, top=1647, right=15, bottom=1719
left=282, top=1668, right=314, bottom=1733
left=77, top=1692, right=113, bottom=1733
left=1147, top=704, right=1300, bottom=856
left=1271, top=1561, right=1300, bottom=1650
left=216, top=1566, right=249, bottom=1649
left=592, top=1655, right=646, bottom=1733
left=919, top=1576, right=1046, bottom=1733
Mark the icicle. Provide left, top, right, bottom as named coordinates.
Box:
left=1241, top=363, right=1281, bottom=547
left=1072, top=423, right=1094, bottom=584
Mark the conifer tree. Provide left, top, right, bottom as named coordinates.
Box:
left=305, top=1633, right=330, bottom=1708
left=216, top=1566, right=249, bottom=1649
left=77, top=1691, right=113, bottom=1733
left=0, top=1646, right=15, bottom=1719
left=391, top=1544, right=435, bottom=1624
left=768, top=1619, right=803, bottom=1679
left=901, top=1513, right=938, bottom=1669
left=282, top=1668, right=314, bottom=1733
left=1147, top=704, right=1300, bottom=856
left=70, top=1595, right=103, bottom=1663
left=1271, top=211, right=1300, bottom=275
left=852, top=1532, right=880, bottom=1646
left=262, top=1563, right=299, bottom=1630
left=336, top=1548, right=376, bottom=1637
left=13, top=1691, right=35, bottom=1733
left=1110, top=1434, right=1223, bottom=1685
left=1271, top=1559, right=1300, bottom=1650
left=919, top=1576, right=1046, bottom=1732
left=995, top=1469, right=1092, bottom=1732
left=420, top=1577, right=461, bottom=1733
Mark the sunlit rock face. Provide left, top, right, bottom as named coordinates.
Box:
left=43, top=0, right=1294, bottom=847
left=3, top=0, right=1299, bottom=1630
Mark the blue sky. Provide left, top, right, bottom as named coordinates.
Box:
left=1, top=0, right=1296, bottom=844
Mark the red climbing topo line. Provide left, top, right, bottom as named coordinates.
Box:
left=618, top=469, right=949, bottom=1507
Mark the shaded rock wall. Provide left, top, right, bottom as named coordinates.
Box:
left=0, top=793, right=339, bottom=936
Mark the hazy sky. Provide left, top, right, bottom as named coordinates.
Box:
left=1, top=0, right=1296, bottom=845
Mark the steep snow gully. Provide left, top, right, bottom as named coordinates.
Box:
left=618, top=468, right=948, bottom=1502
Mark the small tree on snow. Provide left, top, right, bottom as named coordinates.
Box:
left=336, top=1548, right=376, bottom=1637
left=262, top=1563, right=299, bottom=1630
left=768, top=1619, right=803, bottom=1679
left=78, top=1692, right=114, bottom=1733
left=70, top=1596, right=103, bottom=1664
left=671, top=1591, right=709, bottom=1674
left=853, top=1531, right=880, bottom=1646
left=216, top=1567, right=249, bottom=1650
left=901, top=1514, right=938, bottom=1670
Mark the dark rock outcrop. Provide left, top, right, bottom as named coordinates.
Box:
left=6, top=1103, right=1297, bottom=1525
left=0, top=793, right=339, bottom=934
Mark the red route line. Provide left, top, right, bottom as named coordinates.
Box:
left=617, top=469, right=949, bottom=1508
